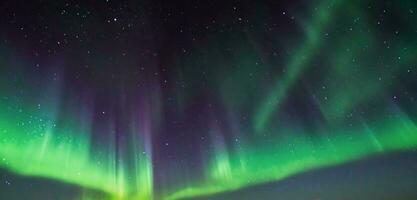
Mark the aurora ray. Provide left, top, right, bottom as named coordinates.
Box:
left=0, top=0, right=417, bottom=200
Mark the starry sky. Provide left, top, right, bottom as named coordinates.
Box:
left=1, top=0, right=417, bottom=200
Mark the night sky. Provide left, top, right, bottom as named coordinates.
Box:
left=1, top=0, right=417, bottom=200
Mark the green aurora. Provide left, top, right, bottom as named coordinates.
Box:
left=1, top=0, right=417, bottom=199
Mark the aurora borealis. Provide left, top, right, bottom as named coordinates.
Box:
left=1, top=0, right=417, bottom=199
